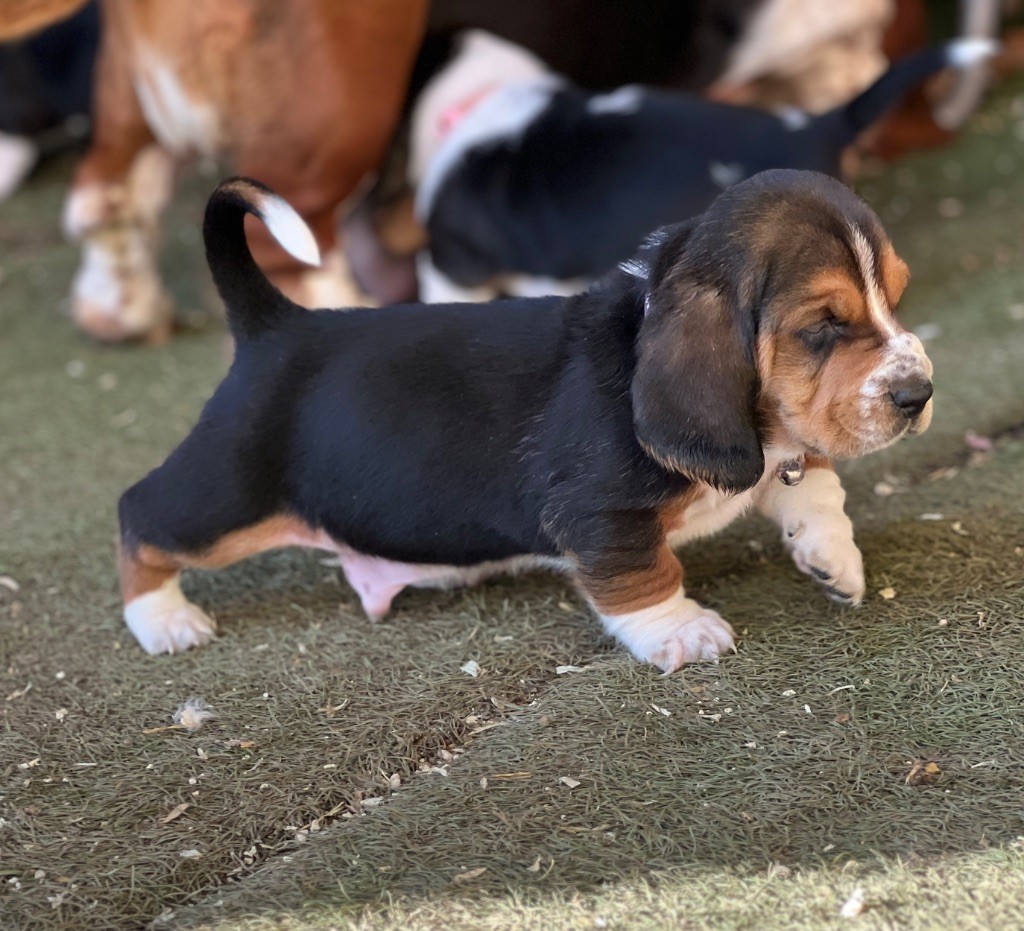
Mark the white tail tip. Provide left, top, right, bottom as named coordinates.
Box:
left=255, top=191, right=321, bottom=267
left=946, top=38, right=999, bottom=68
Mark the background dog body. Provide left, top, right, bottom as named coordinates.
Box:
left=413, top=33, right=995, bottom=303
left=39, top=0, right=428, bottom=342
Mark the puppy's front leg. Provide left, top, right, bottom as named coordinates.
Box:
left=757, top=458, right=865, bottom=605
left=573, top=524, right=735, bottom=672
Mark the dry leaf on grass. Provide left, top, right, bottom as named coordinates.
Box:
left=526, top=856, right=542, bottom=872
left=161, top=803, right=191, bottom=824
left=559, top=776, right=581, bottom=788
left=460, top=660, right=481, bottom=678
left=178, top=849, right=202, bottom=859
left=556, top=665, right=587, bottom=674
left=878, top=587, right=896, bottom=600
left=453, top=867, right=487, bottom=883
left=904, top=759, right=941, bottom=786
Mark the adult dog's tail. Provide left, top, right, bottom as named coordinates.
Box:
left=203, top=177, right=321, bottom=339
left=816, top=38, right=998, bottom=149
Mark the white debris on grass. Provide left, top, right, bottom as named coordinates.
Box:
left=840, top=886, right=867, bottom=918
left=460, top=660, right=481, bottom=678
left=173, top=697, right=215, bottom=731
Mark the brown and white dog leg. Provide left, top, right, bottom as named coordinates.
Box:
left=756, top=457, right=865, bottom=605
left=119, top=515, right=326, bottom=655
left=580, top=542, right=735, bottom=673
left=62, top=25, right=176, bottom=343
left=120, top=546, right=216, bottom=655
left=64, top=145, right=176, bottom=342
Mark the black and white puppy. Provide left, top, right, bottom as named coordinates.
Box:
left=411, top=31, right=995, bottom=303
left=118, top=169, right=933, bottom=671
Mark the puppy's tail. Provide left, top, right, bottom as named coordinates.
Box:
left=203, top=177, right=321, bottom=339
left=818, top=39, right=998, bottom=147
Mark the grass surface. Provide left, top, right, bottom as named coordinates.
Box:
left=1, top=81, right=1023, bottom=931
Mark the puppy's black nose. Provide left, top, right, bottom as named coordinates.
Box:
left=890, top=378, right=933, bottom=417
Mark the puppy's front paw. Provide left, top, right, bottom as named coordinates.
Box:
left=786, top=521, right=865, bottom=606
left=124, top=579, right=217, bottom=654
left=603, top=593, right=736, bottom=673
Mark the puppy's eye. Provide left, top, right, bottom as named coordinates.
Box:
left=798, top=313, right=844, bottom=352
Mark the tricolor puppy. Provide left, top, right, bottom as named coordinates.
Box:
left=412, top=31, right=995, bottom=303
left=118, top=169, right=933, bottom=670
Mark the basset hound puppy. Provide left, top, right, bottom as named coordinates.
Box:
left=117, top=169, right=933, bottom=671
left=410, top=32, right=994, bottom=305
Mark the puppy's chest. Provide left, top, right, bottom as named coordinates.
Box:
left=664, top=449, right=798, bottom=547
left=666, top=486, right=758, bottom=547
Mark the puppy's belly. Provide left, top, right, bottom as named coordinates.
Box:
left=331, top=542, right=567, bottom=620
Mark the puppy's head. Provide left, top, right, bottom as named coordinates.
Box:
left=631, top=169, right=932, bottom=493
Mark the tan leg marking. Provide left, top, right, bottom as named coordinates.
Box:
left=119, top=514, right=327, bottom=654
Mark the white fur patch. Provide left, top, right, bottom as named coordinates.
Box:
left=134, top=52, right=221, bottom=156
left=255, top=191, right=321, bottom=267
left=0, top=131, right=37, bottom=201
left=618, top=258, right=648, bottom=280
left=124, top=576, right=217, bottom=655
left=600, top=589, right=735, bottom=673
left=849, top=225, right=897, bottom=339
left=416, top=252, right=498, bottom=304
left=946, top=37, right=999, bottom=68
left=709, top=161, right=745, bottom=189
left=586, top=85, right=644, bottom=115
left=775, top=105, right=810, bottom=130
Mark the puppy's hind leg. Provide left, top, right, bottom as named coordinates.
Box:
left=117, top=438, right=321, bottom=654
left=119, top=542, right=217, bottom=655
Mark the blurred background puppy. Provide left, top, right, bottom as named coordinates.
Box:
left=0, top=0, right=1011, bottom=331
left=409, top=31, right=996, bottom=303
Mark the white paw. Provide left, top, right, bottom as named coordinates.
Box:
left=124, top=578, right=217, bottom=654
left=72, top=235, right=174, bottom=343
left=786, top=521, right=865, bottom=606
left=602, top=592, right=736, bottom=674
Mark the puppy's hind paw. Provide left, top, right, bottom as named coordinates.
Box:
left=124, top=579, right=217, bottom=654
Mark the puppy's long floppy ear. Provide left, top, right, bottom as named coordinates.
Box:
left=631, top=256, right=764, bottom=494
